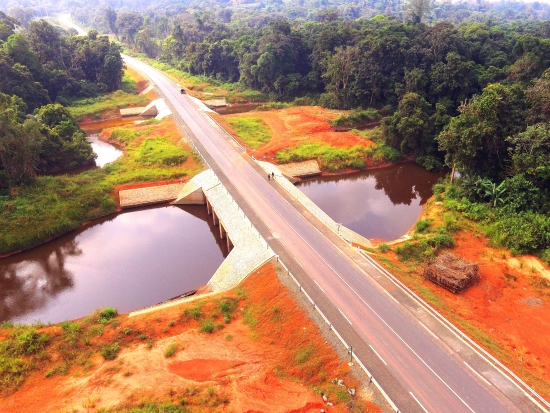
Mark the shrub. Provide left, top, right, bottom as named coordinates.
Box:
left=164, top=343, right=178, bottom=358
left=97, top=307, right=118, bottom=324
left=101, top=342, right=120, bottom=360
left=416, top=219, right=431, bottom=233
left=255, top=102, right=291, bottom=111
left=427, top=227, right=455, bottom=250
left=378, top=243, right=390, bottom=253
left=329, top=108, right=380, bottom=128
left=200, top=320, right=215, bottom=333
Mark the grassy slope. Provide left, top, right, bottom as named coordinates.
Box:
left=225, top=116, right=272, bottom=149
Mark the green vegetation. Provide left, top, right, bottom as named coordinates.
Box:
left=101, top=342, right=121, bottom=360
left=67, top=90, right=149, bottom=121
left=199, top=320, right=215, bottom=334
left=0, top=118, right=197, bottom=255
left=98, top=307, right=118, bottom=324
left=226, top=116, right=271, bottom=149
left=164, top=343, right=178, bottom=358
left=138, top=139, right=189, bottom=166
left=276, top=143, right=367, bottom=171
left=329, top=108, right=381, bottom=128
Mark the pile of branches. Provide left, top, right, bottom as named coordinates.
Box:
left=423, top=252, right=479, bottom=293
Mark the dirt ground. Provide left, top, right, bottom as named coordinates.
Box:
left=380, top=205, right=550, bottom=398
left=0, top=264, right=379, bottom=412
left=213, top=106, right=376, bottom=162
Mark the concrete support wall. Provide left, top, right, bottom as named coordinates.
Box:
left=174, top=170, right=274, bottom=291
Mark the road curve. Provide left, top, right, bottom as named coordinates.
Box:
left=123, top=54, right=547, bottom=413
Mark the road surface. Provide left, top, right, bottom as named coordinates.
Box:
left=123, top=54, right=548, bottom=413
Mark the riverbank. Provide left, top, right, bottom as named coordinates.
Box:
left=0, top=262, right=380, bottom=413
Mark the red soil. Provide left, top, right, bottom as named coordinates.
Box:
left=0, top=264, right=379, bottom=412
left=382, top=229, right=550, bottom=397
left=214, top=106, right=376, bottom=162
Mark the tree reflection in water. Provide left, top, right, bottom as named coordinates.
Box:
left=0, top=240, right=82, bottom=322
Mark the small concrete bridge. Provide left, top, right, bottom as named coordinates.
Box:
left=174, top=170, right=275, bottom=292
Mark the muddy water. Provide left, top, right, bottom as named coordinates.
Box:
left=87, top=134, right=122, bottom=167
left=297, top=163, right=446, bottom=241
left=0, top=206, right=228, bottom=325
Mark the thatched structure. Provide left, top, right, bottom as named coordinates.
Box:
left=423, top=252, right=479, bottom=293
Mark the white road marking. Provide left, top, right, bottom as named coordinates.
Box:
left=338, top=308, right=353, bottom=325
left=313, top=280, right=325, bottom=294
left=419, top=321, right=439, bottom=340
left=320, top=261, right=476, bottom=413
left=279, top=239, right=285, bottom=247
left=294, top=257, right=303, bottom=267
left=385, top=290, right=399, bottom=304
left=464, top=362, right=492, bottom=386
left=369, top=344, right=387, bottom=365
left=410, top=392, right=430, bottom=413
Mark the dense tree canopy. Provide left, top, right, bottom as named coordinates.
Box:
left=0, top=15, right=120, bottom=188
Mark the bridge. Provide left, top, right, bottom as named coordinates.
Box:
left=121, top=52, right=549, bottom=413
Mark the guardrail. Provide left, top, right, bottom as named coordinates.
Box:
left=357, top=249, right=550, bottom=412
left=275, top=255, right=401, bottom=413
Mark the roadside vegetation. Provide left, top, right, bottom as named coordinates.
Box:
left=225, top=116, right=271, bottom=149
left=329, top=108, right=381, bottom=129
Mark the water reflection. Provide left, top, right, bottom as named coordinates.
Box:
left=0, top=205, right=227, bottom=325
left=0, top=240, right=81, bottom=322
left=87, top=134, right=123, bottom=167
left=297, top=163, right=446, bottom=241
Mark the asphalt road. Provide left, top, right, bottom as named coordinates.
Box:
left=123, top=54, right=546, bottom=413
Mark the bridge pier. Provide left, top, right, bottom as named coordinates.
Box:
left=206, top=199, right=212, bottom=215
left=219, top=223, right=226, bottom=239
left=212, top=210, right=218, bottom=225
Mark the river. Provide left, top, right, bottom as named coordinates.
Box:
left=0, top=206, right=228, bottom=325
left=297, top=163, right=445, bottom=241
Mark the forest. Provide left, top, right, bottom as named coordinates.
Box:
left=0, top=12, right=123, bottom=188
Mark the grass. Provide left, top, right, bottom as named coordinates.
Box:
left=329, top=108, right=381, bottom=128
left=138, top=139, right=189, bottom=166
left=0, top=117, right=199, bottom=255
left=164, top=343, right=178, bottom=358
left=226, top=116, right=271, bottom=149
left=67, top=90, right=149, bottom=122
left=276, top=143, right=367, bottom=171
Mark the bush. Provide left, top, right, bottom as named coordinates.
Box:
left=416, top=219, right=431, bottom=233
left=486, top=211, right=550, bottom=254
left=329, top=108, right=381, bottom=128
left=97, top=307, right=118, bottom=324
left=378, top=243, right=390, bottom=253
left=292, top=96, right=314, bottom=106
left=164, top=344, right=178, bottom=358
left=200, top=320, right=215, bottom=333
left=101, top=342, right=120, bottom=360
left=255, top=102, right=291, bottom=111
left=427, top=227, right=455, bottom=250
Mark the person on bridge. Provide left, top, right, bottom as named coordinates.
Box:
left=271, top=172, right=275, bottom=179
left=268, top=174, right=271, bottom=180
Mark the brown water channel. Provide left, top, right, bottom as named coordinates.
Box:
left=0, top=206, right=228, bottom=325
left=297, top=163, right=446, bottom=241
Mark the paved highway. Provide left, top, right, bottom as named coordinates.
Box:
left=123, top=54, right=547, bottom=413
